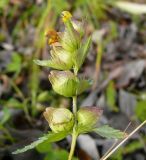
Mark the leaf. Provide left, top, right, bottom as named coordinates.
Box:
left=51, top=0, right=69, bottom=15
left=135, top=100, right=146, bottom=122
left=77, top=79, right=92, bottom=95
left=75, top=37, right=91, bottom=71
left=115, top=1, right=146, bottom=15
left=37, top=91, right=52, bottom=102
left=33, top=59, right=51, bottom=67
left=36, top=142, right=52, bottom=153
left=37, top=142, right=78, bottom=160
left=106, top=81, right=118, bottom=112
left=0, top=0, right=9, bottom=9
left=6, top=52, right=22, bottom=73
left=12, top=131, right=69, bottom=154
left=34, top=49, right=73, bottom=70
left=5, top=98, right=23, bottom=109
left=93, top=125, right=125, bottom=139
left=0, top=107, right=11, bottom=125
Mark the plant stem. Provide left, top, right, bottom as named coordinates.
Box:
left=68, top=130, right=78, bottom=160
left=68, top=96, right=78, bottom=160
left=73, top=96, right=77, bottom=122
left=92, top=42, right=103, bottom=90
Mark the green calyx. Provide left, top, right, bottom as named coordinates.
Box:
left=44, top=107, right=74, bottom=133
left=60, top=27, right=80, bottom=53
left=49, top=71, right=78, bottom=97
left=34, top=46, right=73, bottom=70
left=49, top=71, right=92, bottom=97
left=77, top=107, right=103, bottom=133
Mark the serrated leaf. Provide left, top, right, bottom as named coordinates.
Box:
left=93, top=125, right=125, bottom=139
left=12, top=131, right=69, bottom=154
left=115, top=1, right=146, bottom=15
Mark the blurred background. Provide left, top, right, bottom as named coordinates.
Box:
left=0, top=0, right=146, bottom=160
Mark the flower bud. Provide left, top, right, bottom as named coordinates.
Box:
left=49, top=71, right=78, bottom=97
left=77, top=107, right=103, bottom=132
left=43, top=107, right=74, bottom=133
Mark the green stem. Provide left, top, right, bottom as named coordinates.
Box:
left=73, top=96, right=77, bottom=122
left=68, top=131, right=78, bottom=160
left=68, top=59, right=79, bottom=160
left=68, top=95, right=78, bottom=160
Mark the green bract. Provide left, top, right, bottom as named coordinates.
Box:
left=44, top=107, right=74, bottom=133
left=49, top=71, right=78, bottom=97
left=60, top=27, right=80, bottom=53
left=34, top=46, right=73, bottom=70
left=72, top=20, right=84, bottom=37
left=77, top=107, right=103, bottom=133
left=74, top=37, right=91, bottom=71
left=49, top=71, right=92, bottom=97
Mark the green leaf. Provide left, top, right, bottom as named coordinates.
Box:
left=106, top=81, right=118, bottom=112
left=51, top=0, right=69, bottom=15
left=77, top=79, right=92, bottom=95
left=37, top=142, right=79, bottom=160
left=0, top=0, right=9, bottom=9
left=0, top=107, right=11, bottom=125
left=33, top=59, right=51, bottom=67
left=115, top=1, right=146, bottom=15
left=124, top=140, right=143, bottom=154
left=36, top=142, right=52, bottom=153
left=34, top=51, right=73, bottom=70
left=37, top=91, right=52, bottom=102
left=44, top=149, right=78, bottom=160
left=12, top=131, right=69, bottom=154
left=93, top=125, right=125, bottom=139
left=135, top=100, right=146, bottom=122
left=5, top=98, right=23, bottom=109
left=6, top=52, right=22, bottom=73
left=75, top=37, right=91, bottom=71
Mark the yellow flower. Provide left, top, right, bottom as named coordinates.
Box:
left=45, top=28, right=59, bottom=45
left=61, top=11, right=72, bottom=23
